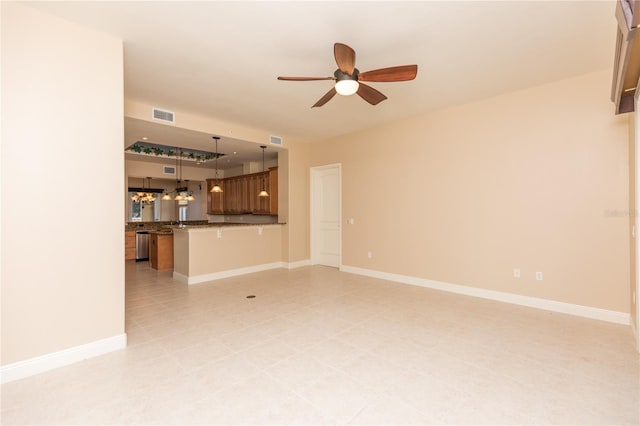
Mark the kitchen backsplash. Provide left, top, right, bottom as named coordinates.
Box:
left=125, top=220, right=208, bottom=231
left=207, top=214, right=278, bottom=224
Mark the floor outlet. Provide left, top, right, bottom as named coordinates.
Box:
left=535, top=272, right=543, bottom=281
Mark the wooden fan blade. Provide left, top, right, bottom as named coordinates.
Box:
left=357, top=83, right=387, bottom=105
left=334, top=43, right=356, bottom=75
left=312, top=87, right=337, bottom=108
left=359, top=65, right=418, bottom=82
left=278, top=76, right=334, bottom=81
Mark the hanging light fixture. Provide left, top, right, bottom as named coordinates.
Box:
left=130, top=177, right=144, bottom=202
left=210, top=136, right=223, bottom=193
left=174, top=148, right=181, bottom=200
left=145, top=177, right=156, bottom=202
left=185, top=180, right=195, bottom=201
left=174, top=148, right=187, bottom=201
left=130, top=177, right=156, bottom=203
left=258, top=145, right=269, bottom=197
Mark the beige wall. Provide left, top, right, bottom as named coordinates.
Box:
left=174, top=226, right=282, bottom=278
left=126, top=158, right=216, bottom=182
left=1, top=3, right=125, bottom=364
left=286, top=142, right=311, bottom=263
left=308, top=70, right=630, bottom=312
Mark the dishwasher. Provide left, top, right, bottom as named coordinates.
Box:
left=135, top=231, right=150, bottom=261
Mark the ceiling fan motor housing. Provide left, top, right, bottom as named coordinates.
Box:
left=334, top=68, right=359, bottom=82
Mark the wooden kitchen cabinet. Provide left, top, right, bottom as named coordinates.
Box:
left=268, top=167, right=278, bottom=215
left=149, top=233, right=173, bottom=271
left=254, top=171, right=270, bottom=214
left=206, top=179, right=224, bottom=214
left=205, top=168, right=278, bottom=215
left=125, top=231, right=136, bottom=260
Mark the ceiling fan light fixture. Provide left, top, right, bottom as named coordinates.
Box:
left=278, top=43, right=417, bottom=106
left=335, top=79, right=359, bottom=96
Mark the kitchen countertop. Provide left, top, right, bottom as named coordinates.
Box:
left=172, top=223, right=285, bottom=231
left=127, top=222, right=285, bottom=233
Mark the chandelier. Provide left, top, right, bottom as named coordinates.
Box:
left=130, top=177, right=156, bottom=203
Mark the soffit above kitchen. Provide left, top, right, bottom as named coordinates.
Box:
left=124, top=117, right=280, bottom=170
left=28, top=1, right=616, bottom=142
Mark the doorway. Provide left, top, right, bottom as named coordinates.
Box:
left=310, top=164, right=341, bottom=267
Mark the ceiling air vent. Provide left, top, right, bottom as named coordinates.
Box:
left=152, top=107, right=175, bottom=124
left=269, top=135, right=283, bottom=146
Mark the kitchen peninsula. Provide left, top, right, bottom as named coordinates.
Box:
left=172, top=223, right=284, bottom=284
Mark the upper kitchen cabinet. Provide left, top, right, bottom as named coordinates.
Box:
left=206, top=179, right=224, bottom=214
left=268, top=167, right=278, bottom=215
left=206, top=167, right=278, bottom=215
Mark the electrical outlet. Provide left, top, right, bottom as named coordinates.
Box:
left=347, top=218, right=355, bottom=225
left=535, top=272, right=543, bottom=281
left=367, top=251, right=373, bottom=259
left=513, top=269, right=520, bottom=278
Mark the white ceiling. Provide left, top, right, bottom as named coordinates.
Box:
left=29, top=1, right=616, bottom=145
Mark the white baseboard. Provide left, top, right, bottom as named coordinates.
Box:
left=340, top=265, right=630, bottom=325
left=182, top=262, right=285, bottom=284
left=1, top=333, right=127, bottom=384
left=175, top=260, right=312, bottom=284
left=287, top=259, right=310, bottom=269
left=172, top=271, right=189, bottom=284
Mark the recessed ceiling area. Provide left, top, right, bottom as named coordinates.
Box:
left=28, top=1, right=616, bottom=142
left=125, top=117, right=280, bottom=170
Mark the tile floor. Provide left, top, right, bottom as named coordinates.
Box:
left=1, top=262, right=639, bottom=425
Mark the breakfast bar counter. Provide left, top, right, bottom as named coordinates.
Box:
left=172, top=223, right=285, bottom=284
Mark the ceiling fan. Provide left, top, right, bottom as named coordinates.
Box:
left=278, top=43, right=418, bottom=108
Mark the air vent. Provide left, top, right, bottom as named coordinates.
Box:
left=269, top=135, right=283, bottom=146
left=163, top=165, right=176, bottom=176
left=152, top=107, right=175, bottom=124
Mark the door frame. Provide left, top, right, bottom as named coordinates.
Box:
left=634, top=95, right=640, bottom=352
left=310, top=163, right=342, bottom=267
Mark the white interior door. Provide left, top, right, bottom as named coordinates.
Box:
left=311, top=164, right=341, bottom=267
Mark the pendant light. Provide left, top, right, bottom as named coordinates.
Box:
left=185, top=180, right=195, bottom=201
left=258, top=145, right=269, bottom=197
left=210, top=136, right=223, bottom=193
left=174, top=148, right=185, bottom=201
left=145, top=177, right=156, bottom=202
left=131, top=177, right=156, bottom=202
left=130, top=177, right=145, bottom=202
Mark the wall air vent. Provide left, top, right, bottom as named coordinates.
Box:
left=152, top=107, right=175, bottom=124
left=269, top=135, right=283, bottom=146
left=163, top=165, right=176, bottom=176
